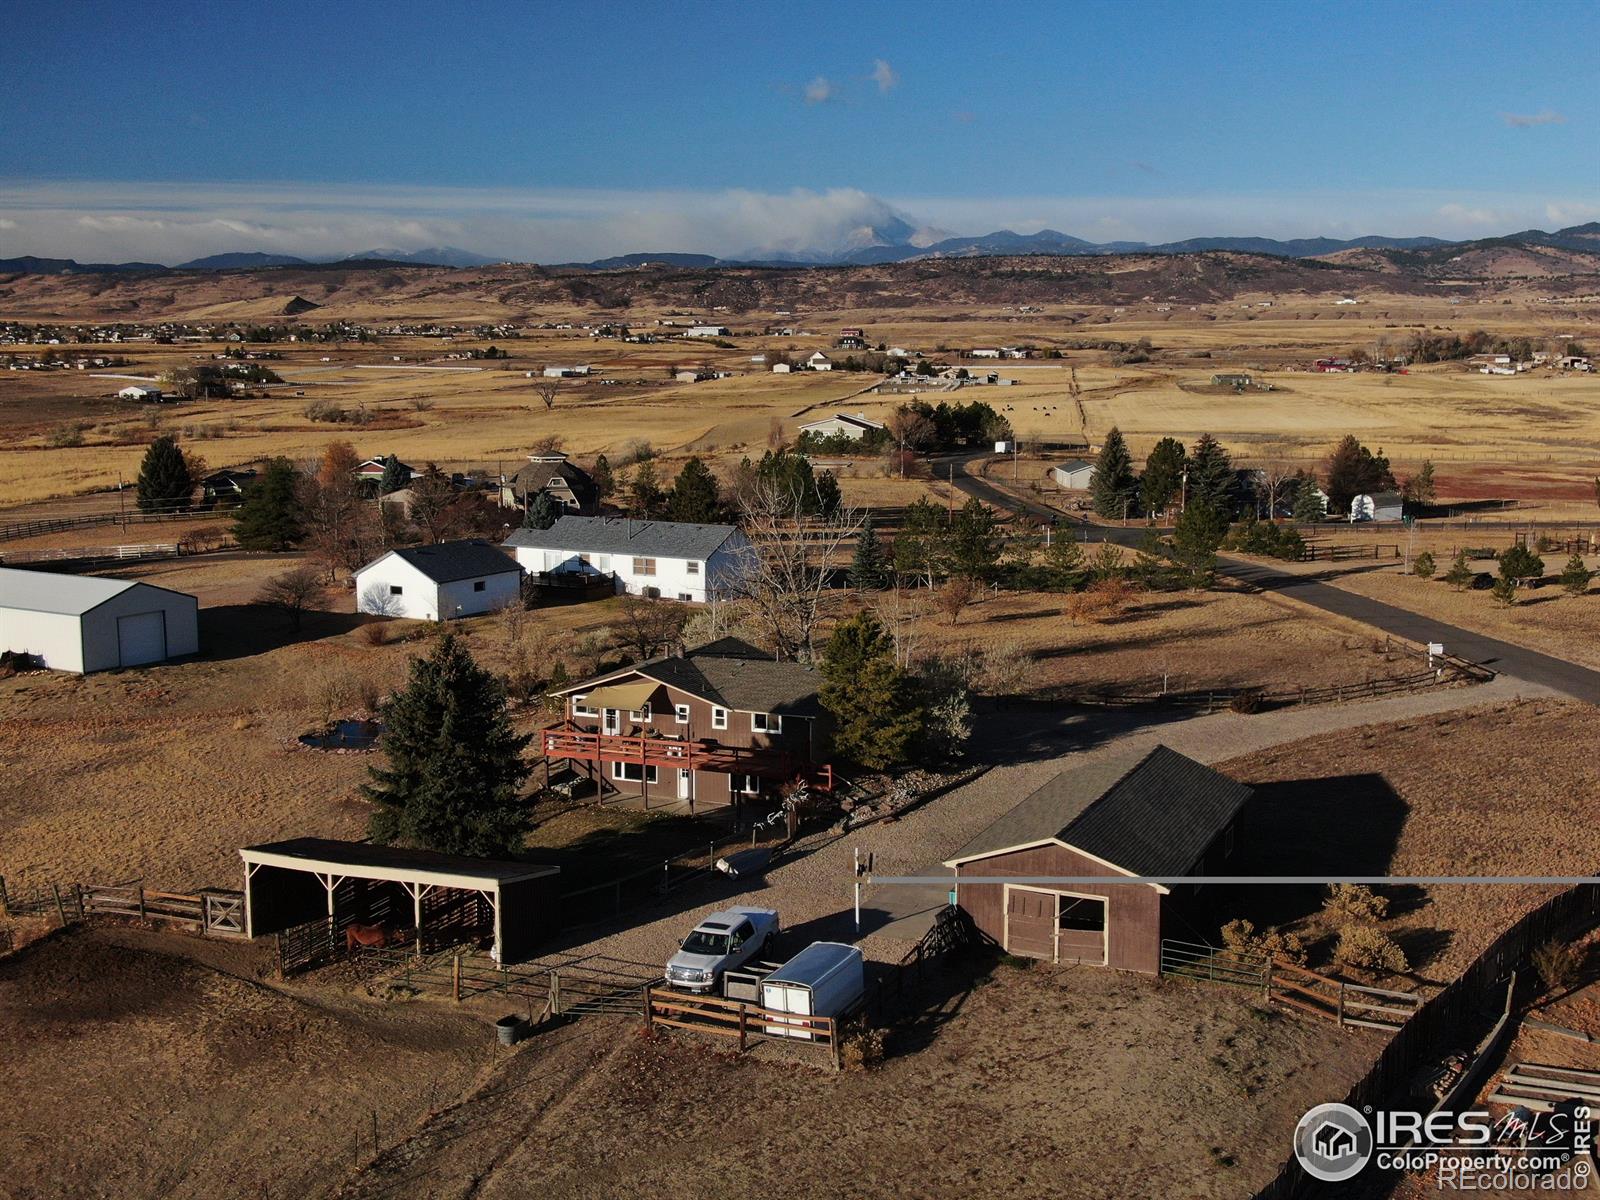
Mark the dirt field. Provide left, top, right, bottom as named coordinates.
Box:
left=0, top=925, right=491, bottom=1200
left=1218, top=698, right=1600, bottom=982
left=911, top=579, right=1434, bottom=696
left=335, top=959, right=1377, bottom=1200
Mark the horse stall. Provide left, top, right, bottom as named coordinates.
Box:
left=239, top=838, right=560, bottom=965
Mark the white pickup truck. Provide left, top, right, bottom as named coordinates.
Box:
left=665, top=906, right=780, bottom=994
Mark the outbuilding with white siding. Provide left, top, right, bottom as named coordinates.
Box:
left=354, top=540, right=523, bottom=621
left=0, top=566, right=199, bottom=673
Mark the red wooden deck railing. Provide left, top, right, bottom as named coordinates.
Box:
left=542, top=724, right=833, bottom=792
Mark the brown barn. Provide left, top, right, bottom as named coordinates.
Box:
left=944, top=746, right=1252, bottom=974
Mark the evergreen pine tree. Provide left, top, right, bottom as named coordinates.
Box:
left=1185, top=432, right=1236, bottom=515
left=946, top=498, right=1003, bottom=580
left=629, top=459, right=665, bottom=517
left=814, top=470, right=842, bottom=519
left=522, top=490, right=561, bottom=530
left=135, top=434, right=195, bottom=513
left=666, top=456, right=722, bottom=523
left=1443, top=551, right=1475, bottom=591
left=590, top=454, right=614, bottom=500
left=1560, top=552, right=1593, bottom=597
left=1044, top=534, right=1087, bottom=591
left=1411, top=550, right=1435, bottom=579
left=233, top=457, right=305, bottom=551
left=378, top=455, right=408, bottom=495
left=818, top=612, right=924, bottom=769
left=364, top=634, right=534, bottom=856
left=1171, top=500, right=1228, bottom=586
left=849, top=518, right=891, bottom=590
left=1292, top=476, right=1327, bottom=523
left=1089, top=426, right=1137, bottom=519
left=1139, top=437, right=1187, bottom=516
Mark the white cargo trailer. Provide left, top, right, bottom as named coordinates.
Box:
left=760, top=942, right=865, bottom=1040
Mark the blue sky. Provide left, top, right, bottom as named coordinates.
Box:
left=2, top=0, right=1595, bottom=262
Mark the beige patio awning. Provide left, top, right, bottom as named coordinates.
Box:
left=583, top=680, right=663, bottom=712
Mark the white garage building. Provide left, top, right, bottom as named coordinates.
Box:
left=0, top=567, right=200, bottom=673
left=354, top=540, right=523, bottom=621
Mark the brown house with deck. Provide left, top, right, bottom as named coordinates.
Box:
left=944, top=745, right=1252, bottom=974
left=546, top=638, right=833, bottom=811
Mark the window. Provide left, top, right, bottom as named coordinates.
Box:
left=389, top=585, right=403, bottom=596
left=572, top=694, right=595, bottom=717
left=674, top=704, right=690, bottom=725
left=751, top=712, right=782, bottom=734
left=594, top=555, right=609, bottom=572
left=612, top=761, right=659, bottom=784
left=473, top=580, right=486, bottom=592
left=729, top=773, right=760, bottom=795
left=678, top=593, right=692, bottom=602
left=712, top=706, right=728, bottom=730
left=686, top=561, right=700, bottom=575
left=632, top=557, right=657, bottom=576
left=629, top=703, right=651, bottom=722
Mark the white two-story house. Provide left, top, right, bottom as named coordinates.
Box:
left=503, top=516, right=752, bottom=604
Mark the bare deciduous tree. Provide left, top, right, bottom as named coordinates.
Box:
left=728, top=478, right=863, bottom=662
left=608, top=595, right=690, bottom=661
left=886, top=406, right=934, bottom=478
left=255, top=563, right=325, bottom=631
left=533, top=378, right=561, bottom=411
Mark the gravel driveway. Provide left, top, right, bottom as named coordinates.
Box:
left=550, top=674, right=1555, bottom=974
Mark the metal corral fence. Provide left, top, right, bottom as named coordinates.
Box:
left=0, top=875, right=245, bottom=938
left=1251, top=882, right=1600, bottom=1200
left=377, top=947, right=661, bottom=1016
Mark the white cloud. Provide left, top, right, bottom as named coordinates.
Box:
left=803, top=76, right=835, bottom=105
left=1502, top=110, right=1566, bottom=128
left=870, top=59, right=898, bottom=94
left=1436, top=202, right=1503, bottom=227
left=1545, top=201, right=1600, bottom=226
left=2, top=178, right=1596, bottom=264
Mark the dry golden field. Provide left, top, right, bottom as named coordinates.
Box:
left=1, top=284, right=1597, bottom=513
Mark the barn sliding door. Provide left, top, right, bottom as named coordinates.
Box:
left=1003, top=887, right=1057, bottom=960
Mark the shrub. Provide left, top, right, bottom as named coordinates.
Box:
left=1223, top=520, right=1306, bottom=561
left=1490, top=576, right=1519, bottom=607
left=1332, top=925, right=1408, bottom=975
left=1531, top=939, right=1582, bottom=993
left=1322, top=883, right=1388, bottom=926
left=1411, top=550, right=1435, bottom=579
left=359, top=622, right=389, bottom=647
left=1221, top=918, right=1306, bottom=965
left=1442, top=551, right=1474, bottom=591
left=838, top=1025, right=886, bottom=1071
left=1229, top=688, right=1264, bottom=714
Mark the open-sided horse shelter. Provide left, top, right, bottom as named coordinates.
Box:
left=240, top=837, right=560, bottom=962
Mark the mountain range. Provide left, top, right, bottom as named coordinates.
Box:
left=3, top=225, right=1598, bottom=276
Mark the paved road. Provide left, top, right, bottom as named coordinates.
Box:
left=938, top=452, right=1600, bottom=704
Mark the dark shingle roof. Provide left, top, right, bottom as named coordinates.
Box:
left=508, top=458, right=599, bottom=508
left=503, top=515, right=739, bottom=560
left=945, top=745, right=1253, bottom=877
left=559, top=640, right=820, bottom=716
left=385, top=540, right=520, bottom=584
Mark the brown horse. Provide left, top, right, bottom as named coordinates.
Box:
left=345, top=922, right=391, bottom=954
